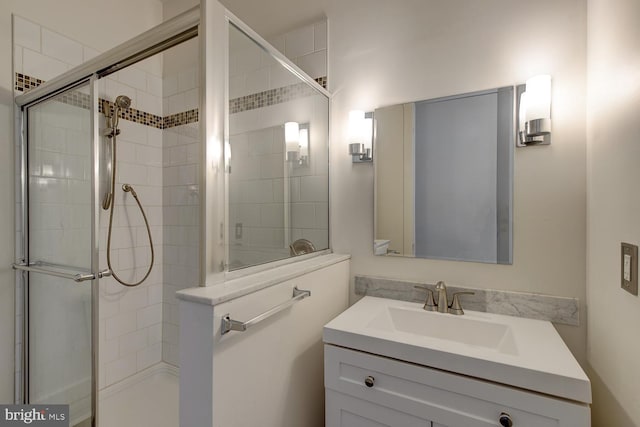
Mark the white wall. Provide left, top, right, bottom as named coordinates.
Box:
left=325, top=0, right=588, bottom=363
left=0, top=0, right=162, bottom=404
left=179, top=257, right=350, bottom=427
left=586, top=0, right=640, bottom=424
left=221, top=0, right=588, bottom=364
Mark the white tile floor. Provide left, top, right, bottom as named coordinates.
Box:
left=99, top=363, right=178, bottom=427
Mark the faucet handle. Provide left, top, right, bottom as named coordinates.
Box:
left=448, top=291, right=475, bottom=315
left=414, top=286, right=437, bottom=311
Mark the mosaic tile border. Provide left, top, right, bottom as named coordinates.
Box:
left=14, top=73, right=45, bottom=92
left=15, top=72, right=328, bottom=129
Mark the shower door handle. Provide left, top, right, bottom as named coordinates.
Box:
left=13, top=263, right=111, bottom=283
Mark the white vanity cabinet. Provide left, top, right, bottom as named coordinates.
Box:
left=325, top=345, right=589, bottom=427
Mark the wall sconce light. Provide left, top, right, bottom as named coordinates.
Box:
left=516, top=74, right=552, bottom=147
left=284, top=121, right=310, bottom=167
left=348, top=110, right=374, bottom=163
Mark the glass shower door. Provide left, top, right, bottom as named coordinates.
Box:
left=23, top=80, right=96, bottom=426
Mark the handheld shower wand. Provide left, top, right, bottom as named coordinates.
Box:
left=102, top=95, right=154, bottom=287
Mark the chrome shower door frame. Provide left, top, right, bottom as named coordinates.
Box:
left=14, top=75, right=101, bottom=426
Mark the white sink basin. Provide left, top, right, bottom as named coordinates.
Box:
left=367, top=305, right=518, bottom=355
left=324, top=296, right=591, bottom=404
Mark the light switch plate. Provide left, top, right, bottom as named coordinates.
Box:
left=621, top=242, right=638, bottom=296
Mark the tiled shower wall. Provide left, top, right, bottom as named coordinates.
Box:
left=13, top=15, right=328, bottom=384
left=228, top=19, right=329, bottom=268
left=13, top=16, right=168, bottom=389
left=161, top=38, right=200, bottom=365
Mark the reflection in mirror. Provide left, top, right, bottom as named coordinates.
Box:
left=374, top=87, right=513, bottom=264
left=227, top=23, right=329, bottom=271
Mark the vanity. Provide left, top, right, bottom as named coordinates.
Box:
left=323, top=297, right=591, bottom=426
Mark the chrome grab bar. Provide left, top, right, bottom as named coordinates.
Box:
left=12, top=262, right=112, bottom=283
left=221, top=286, right=311, bottom=335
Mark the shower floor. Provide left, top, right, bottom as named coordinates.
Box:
left=99, top=363, right=178, bottom=427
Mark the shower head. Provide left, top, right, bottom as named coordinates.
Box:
left=115, top=95, right=131, bottom=110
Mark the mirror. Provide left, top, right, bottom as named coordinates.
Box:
left=227, top=23, right=329, bottom=271
left=374, top=87, right=514, bottom=264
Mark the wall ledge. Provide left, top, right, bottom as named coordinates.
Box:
left=177, top=253, right=350, bottom=306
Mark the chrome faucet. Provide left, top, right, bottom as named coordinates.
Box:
left=435, top=281, right=448, bottom=313
left=414, top=281, right=475, bottom=315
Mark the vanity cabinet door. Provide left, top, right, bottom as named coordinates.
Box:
left=325, top=345, right=590, bottom=427
left=326, top=390, right=431, bottom=427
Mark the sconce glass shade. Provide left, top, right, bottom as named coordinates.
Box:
left=525, top=75, right=551, bottom=122
left=516, top=75, right=552, bottom=146
left=299, top=128, right=309, bottom=157
left=285, top=121, right=300, bottom=153
left=518, top=91, right=528, bottom=131
left=348, top=110, right=373, bottom=162
left=348, top=110, right=365, bottom=145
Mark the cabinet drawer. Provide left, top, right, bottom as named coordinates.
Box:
left=325, top=345, right=590, bottom=427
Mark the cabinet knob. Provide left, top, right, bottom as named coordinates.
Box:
left=364, top=376, right=375, bottom=388
left=499, top=412, right=513, bottom=427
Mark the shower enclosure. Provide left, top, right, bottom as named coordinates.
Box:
left=12, top=2, right=330, bottom=426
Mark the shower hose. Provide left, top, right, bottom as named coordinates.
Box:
left=105, top=128, right=154, bottom=287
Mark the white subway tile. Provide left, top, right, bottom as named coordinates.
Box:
left=137, top=91, right=162, bottom=117
left=269, top=64, right=299, bottom=89
left=284, top=26, right=314, bottom=59
left=162, top=323, right=179, bottom=344
left=137, top=342, right=162, bottom=371
left=147, top=74, right=163, bottom=97
left=183, top=88, right=199, bottom=111
left=260, top=204, right=284, bottom=227
left=136, top=144, right=162, bottom=168
left=291, top=203, right=316, bottom=229
left=302, top=229, right=328, bottom=250
left=249, top=227, right=284, bottom=248
left=296, top=50, right=327, bottom=79
left=119, top=329, right=148, bottom=356
left=147, top=166, right=163, bottom=187
left=118, top=162, right=147, bottom=186
left=246, top=68, right=269, bottom=95
left=167, top=93, right=185, bottom=115
left=178, top=164, right=197, bottom=185
left=13, top=16, right=41, bottom=52
left=13, top=46, right=23, bottom=73
left=105, top=311, right=137, bottom=340
left=229, top=74, right=246, bottom=99
left=147, top=127, right=163, bottom=148
left=119, top=287, right=148, bottom=312
left=105, top=353, right=137, bottom=386
left=137, top=303, right=162, bottom=328
left=232, top=47, right=262, bottom=76
left=315, top=203, right=329, bottom=229
left=300, top=175, right=328, bottom=202
left=273, top=178, right=285, bottom=203
left=42, top=29, right=83, bottom=66
left=99, top=300, right=119, bottom=320
left=23, top=48, right=68, bottom=81
left=162, top=344, right=179, bottom=366
left=314, top=21, right=328, bottom=51
left=260, top=154, right=285, bottom=179
left=163, top=75, right=178, bottom=97
left=100, top=338, right=120, bottom=364
left=117, top=66, right=147, bottom=92
left=178, top=67, right=197, bottom=92
left=147, top=323, right=162, bottom=345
